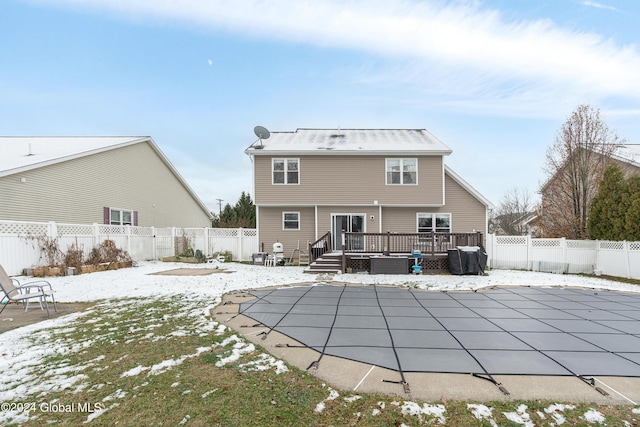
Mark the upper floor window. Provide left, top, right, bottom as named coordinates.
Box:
left=386, top=158, right=417, bottom=185
left=273, top=158, right=299, bottom=184
left=417, top=213, right=451, bottom=233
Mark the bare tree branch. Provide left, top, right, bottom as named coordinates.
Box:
left=539, top=104, right=624, bottom=238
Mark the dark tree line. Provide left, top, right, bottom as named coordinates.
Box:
left=588, top=163, right=640, bottom=241
left=211, top=191, right=256, bottom=228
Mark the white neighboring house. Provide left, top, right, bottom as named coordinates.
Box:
left=0, top=136, right=212, bottom=227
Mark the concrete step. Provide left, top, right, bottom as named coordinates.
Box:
left=304, top=268, right=341, bottom=274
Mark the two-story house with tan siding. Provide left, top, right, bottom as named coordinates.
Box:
left=0, top=136, right=212, bottom=227
left=245, top=128, right=492, bottom=263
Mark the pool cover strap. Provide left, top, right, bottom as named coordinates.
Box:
left=373, top=285, right=410, bottom=393
left=307, top=285, right=348, bottom=370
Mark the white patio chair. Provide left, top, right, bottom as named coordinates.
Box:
left=0, top=265, right=57, bottom=318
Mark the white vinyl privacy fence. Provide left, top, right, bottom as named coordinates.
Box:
left=487, top=234, right=640, bottom=280
left=0, top=220, right=257, bottom=275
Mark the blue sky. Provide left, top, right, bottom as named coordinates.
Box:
left=2, top=0, right=640, bottom=212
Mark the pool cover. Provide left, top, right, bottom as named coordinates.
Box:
left=239, top=284, right=640, bottom=378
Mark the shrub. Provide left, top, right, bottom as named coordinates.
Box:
left=64, top=243, right=85, bottom=272
left=87, top=240, right=132, bottom=266
left=24, top=233, right=63, bottom=267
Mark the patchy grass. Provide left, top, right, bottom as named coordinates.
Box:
left=1, top=297, right=639, bottom=426
left=589, top=274, right=640, bottom=287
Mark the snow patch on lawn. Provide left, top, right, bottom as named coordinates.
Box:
left=239, top=353, right=288, bottom=374
left=314, top=386, right=340, bottom=413
left=214, top=335, right=255, bottom=367
left=468, top=404, right=498, bottom=427
left=503, top=404, right=534, bottom=427
left=394, top=401, right=446, bottom=424
left=583, top=408, right=606, bottom=424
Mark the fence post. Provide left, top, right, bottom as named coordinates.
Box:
left=93, top=223, right=100, bottom=248
left=171, top=227, right=177, bottom=256
left=526, top=234, right=532, bottom=270
left=125, top=225, right=132, bottom=255
left=486, top=233, right=494, bottom=268
left=561, top=237, right=567, bottom=273
left=203, top=227, right=210, bottom=256
left=151, top=227, right=157, bottom=260
left=238, top=227, right=243, bottom=261
left=48, top=221, right=58, bottom=240
left=624, top=241, right=631, bottom=279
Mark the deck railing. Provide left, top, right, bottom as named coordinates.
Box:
left=342, top=231, right=484, bottom=256
left=308, top=231, right=332, bottom=263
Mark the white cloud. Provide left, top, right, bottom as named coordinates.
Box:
left=45, top=0, right=640, bottom=116
left=581, top=1, right=618, bottom=12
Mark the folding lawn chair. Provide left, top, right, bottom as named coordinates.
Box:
left=0, top=264, right=57, bottom=318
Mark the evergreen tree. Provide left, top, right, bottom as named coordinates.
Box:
left=219, top=203, right=238, bottom=225
left=234, top=191, right=256, bottom=228
left=210, top=192, right=256, bottom=228
left=624, top=175, right=640, bottom=240
left=588, top=163, right=626, bottom=240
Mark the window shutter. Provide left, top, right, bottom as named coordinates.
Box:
left=133, top=211, right=138, bottom=226
left=103, top=207, right=110, bottom=224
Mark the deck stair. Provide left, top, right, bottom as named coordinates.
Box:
left=304, top=252, right=342, bottom=274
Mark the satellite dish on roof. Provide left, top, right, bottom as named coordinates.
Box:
left=252, top=125, right=270, bottom=149
left=254, top=125, right=270, bottom=140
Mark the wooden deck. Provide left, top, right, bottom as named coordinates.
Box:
left=306, top=231, right=484, bottom=274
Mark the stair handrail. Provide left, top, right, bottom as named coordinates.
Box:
left=308, top=231, right=332, bottom=263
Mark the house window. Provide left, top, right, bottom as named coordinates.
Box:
left=273, top=158, right=299, bottom=184
left=106, top=207, right=136, bottom=226
left=283, top=212, right=300, bottom=230
left=417, top=213, right=451, bottom=233
left=386, top=158, right=417, bottom=185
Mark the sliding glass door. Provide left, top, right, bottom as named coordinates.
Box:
left=332, top=214, right=365, bottom=250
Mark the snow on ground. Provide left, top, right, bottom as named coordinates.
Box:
left=15, top=260, right=640, bottom=304
left=2, top=261, right=640, bottom=425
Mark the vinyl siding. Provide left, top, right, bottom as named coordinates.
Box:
left=381, top=174, right=487, bottom=234
left=315, top=206, right=381, bottom=235
left=254, top=155, right=444, bottom=205
left=257, top=185, right=485, bottom=253
left=0, top=142, right=210, bottom=227
left=257, top=207, right=316, bottom=254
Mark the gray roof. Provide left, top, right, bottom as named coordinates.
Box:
left=245, top=128, right=452, bottom=156
left=613, top=144, right=640, bottom=168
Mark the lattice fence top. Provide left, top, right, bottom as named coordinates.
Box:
left=599, top=241, right=625, bottom=250
left=629, top=242, right=640, bottom=251
left=531, top=239, right=561, bottom=247
left=130, top=226, right=154, bottom=237
left=57, top=224, right=94, bottom=235
left=154, top=228, right=173, bottom=237
left=0, top=221, right=48, bottom=236
left=495, top=236, right=528, bottom=245
left=209, top=228, right=239, bottom=237
left=97, top=224, right=128, bottom=235
left=566, top=240, right=597, bottom=249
